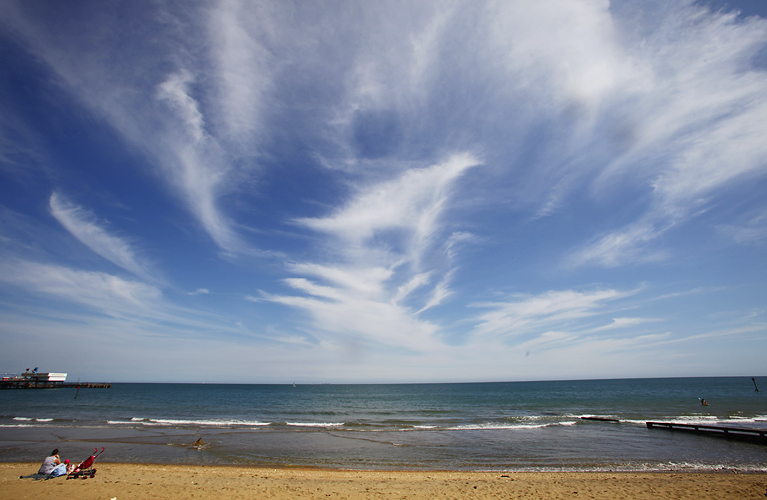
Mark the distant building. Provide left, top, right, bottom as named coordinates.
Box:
left=22, top=369, right=67, bottom=383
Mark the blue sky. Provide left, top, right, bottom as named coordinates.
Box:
left=0, top=0, right=765, bottom=383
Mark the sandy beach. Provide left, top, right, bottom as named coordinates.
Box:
left=3, top=463, right=766, bottom=499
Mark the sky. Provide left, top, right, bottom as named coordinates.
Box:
left=0, top=0, right=766, bottom=384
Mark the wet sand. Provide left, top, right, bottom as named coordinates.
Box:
left=4, top=462, right=767, bottom=499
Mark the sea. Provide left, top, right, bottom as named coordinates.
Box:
left=1, top=377, right=766, bottom=471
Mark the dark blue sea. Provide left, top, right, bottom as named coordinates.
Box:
left=1, top=377, right=766, bottom=471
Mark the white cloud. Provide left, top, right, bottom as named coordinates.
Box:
left=289, top=263, right=394, bottom=296
left=471, top=288, right=633, bottom=338
left=717, top=210, right=767, bottom=245
left=0, top=4, right=255, bottom=256
left=263, top=283, right=441, bottom=352
left=569, top=5, right=767, bottom=267
left=417, top=269, right=455, bottom=314
left=656, top=323, right=767, bottom=345
left=207, top=0, right=272, bottom=147
left=0, top=259, right=161, bottom=313
left=491, top=0, right=646, bottom=108
left=393, top=272, right=431, bottom=305
left=297, top=154, right=478, bottom=242
left=566, top=220, right=671, bottom=268
left=0, top=258, right=256, bottom=347
left=266, top=154, right=479, bottom=350
left=154, top=71, right=244, bottom=254
left=49, top=192, right=158, bottom=282
left=516, top=330, right=577, bottom=351
left=588, top=317, right=661, bottom=333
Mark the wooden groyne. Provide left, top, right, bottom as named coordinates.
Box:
left=0, top=381, right=111, bottom=389
left=646, top=421, right=767, bottom=444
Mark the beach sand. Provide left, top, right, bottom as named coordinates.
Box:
left=3, top=462, right=766, bottom=499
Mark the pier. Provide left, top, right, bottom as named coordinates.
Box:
left=1, top=369, right=110, bottom=389
left=646, top=421, right=767, bottom=444
left=0, top=380, right=111, bottom=389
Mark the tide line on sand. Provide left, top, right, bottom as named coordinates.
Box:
left=4, top=463, right=767, bottom=500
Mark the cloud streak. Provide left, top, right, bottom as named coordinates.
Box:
left=49, top=192, right=159, bottom=282
left=471, top=288, right=636, bottom=339
left=566, top=4, right=767, bottom=266
left=265, top=154, right=480, bottom=350
left=296, top=153, right=479, bottom=256
left=0, top=258, right=161, bottom=314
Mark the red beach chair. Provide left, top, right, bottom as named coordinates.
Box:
left=66, top=447, right=104, bottom=479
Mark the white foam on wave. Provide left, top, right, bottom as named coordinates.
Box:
left=108, top=418, right=270, bottom=427
left=107, top=418, right=348, bottom=428
left=509, top=461, right=767, bottom=473
left=12, top=417, right=52, bottom=422
left=155, top=418, right=270, bottom=427
left=445, top=423, right=549, bottom=431
left=651, top=461, right=767, bottom=472
left=622, top=419, right=650, bottom=426
left=622, top=415, right=767, bottom=427
left=285, top=422, right=344, bottom=428
left=672, top=415, right=719, bottom=423
left=13, top=417, right=33, bottom=421
left=719, top=415, right=767, bottom=424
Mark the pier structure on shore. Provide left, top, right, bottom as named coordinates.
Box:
left=0, top=368, right=110, bottom=389
left=582, top=416, right=767, bottom=445
left=646, top=421, right=767, bottom=443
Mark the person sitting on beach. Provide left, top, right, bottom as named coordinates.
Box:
left=38, top=449, right=63, bottom=475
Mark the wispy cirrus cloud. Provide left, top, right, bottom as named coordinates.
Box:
left=588, top=317, right=662, bottom=333
left=566, top=220, right=671, bottom=269
left=153, top=70, right=244, bottom=254
left=207, top=0, right=273, bottom=148
left=0, top=257, right=253, bottom=343
left=1, top=2, right=262, bottom=256
left=565, top=5, right=767, bottom=267
left=471, top=288, right=636, bottom=339
left=259, top=283, right=441, bottom=352
left=296, top=153, right=479, bottom=256
left=264, top=154, right=479, bottom=350
left=49, top=192, right=159, bottom=283
left=0, top=258, right=161, bottom=314
left=717, top=209, right=767, bottom=245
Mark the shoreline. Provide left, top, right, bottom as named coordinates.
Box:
left=4, top=459, right=766, bottom=474
left=5, top=463, right=767, bottom=499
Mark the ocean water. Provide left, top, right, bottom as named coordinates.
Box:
left=1, top=377, right=766, bottom=471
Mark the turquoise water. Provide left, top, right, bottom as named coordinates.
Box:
left=1, top=377, right=766, bottom=470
